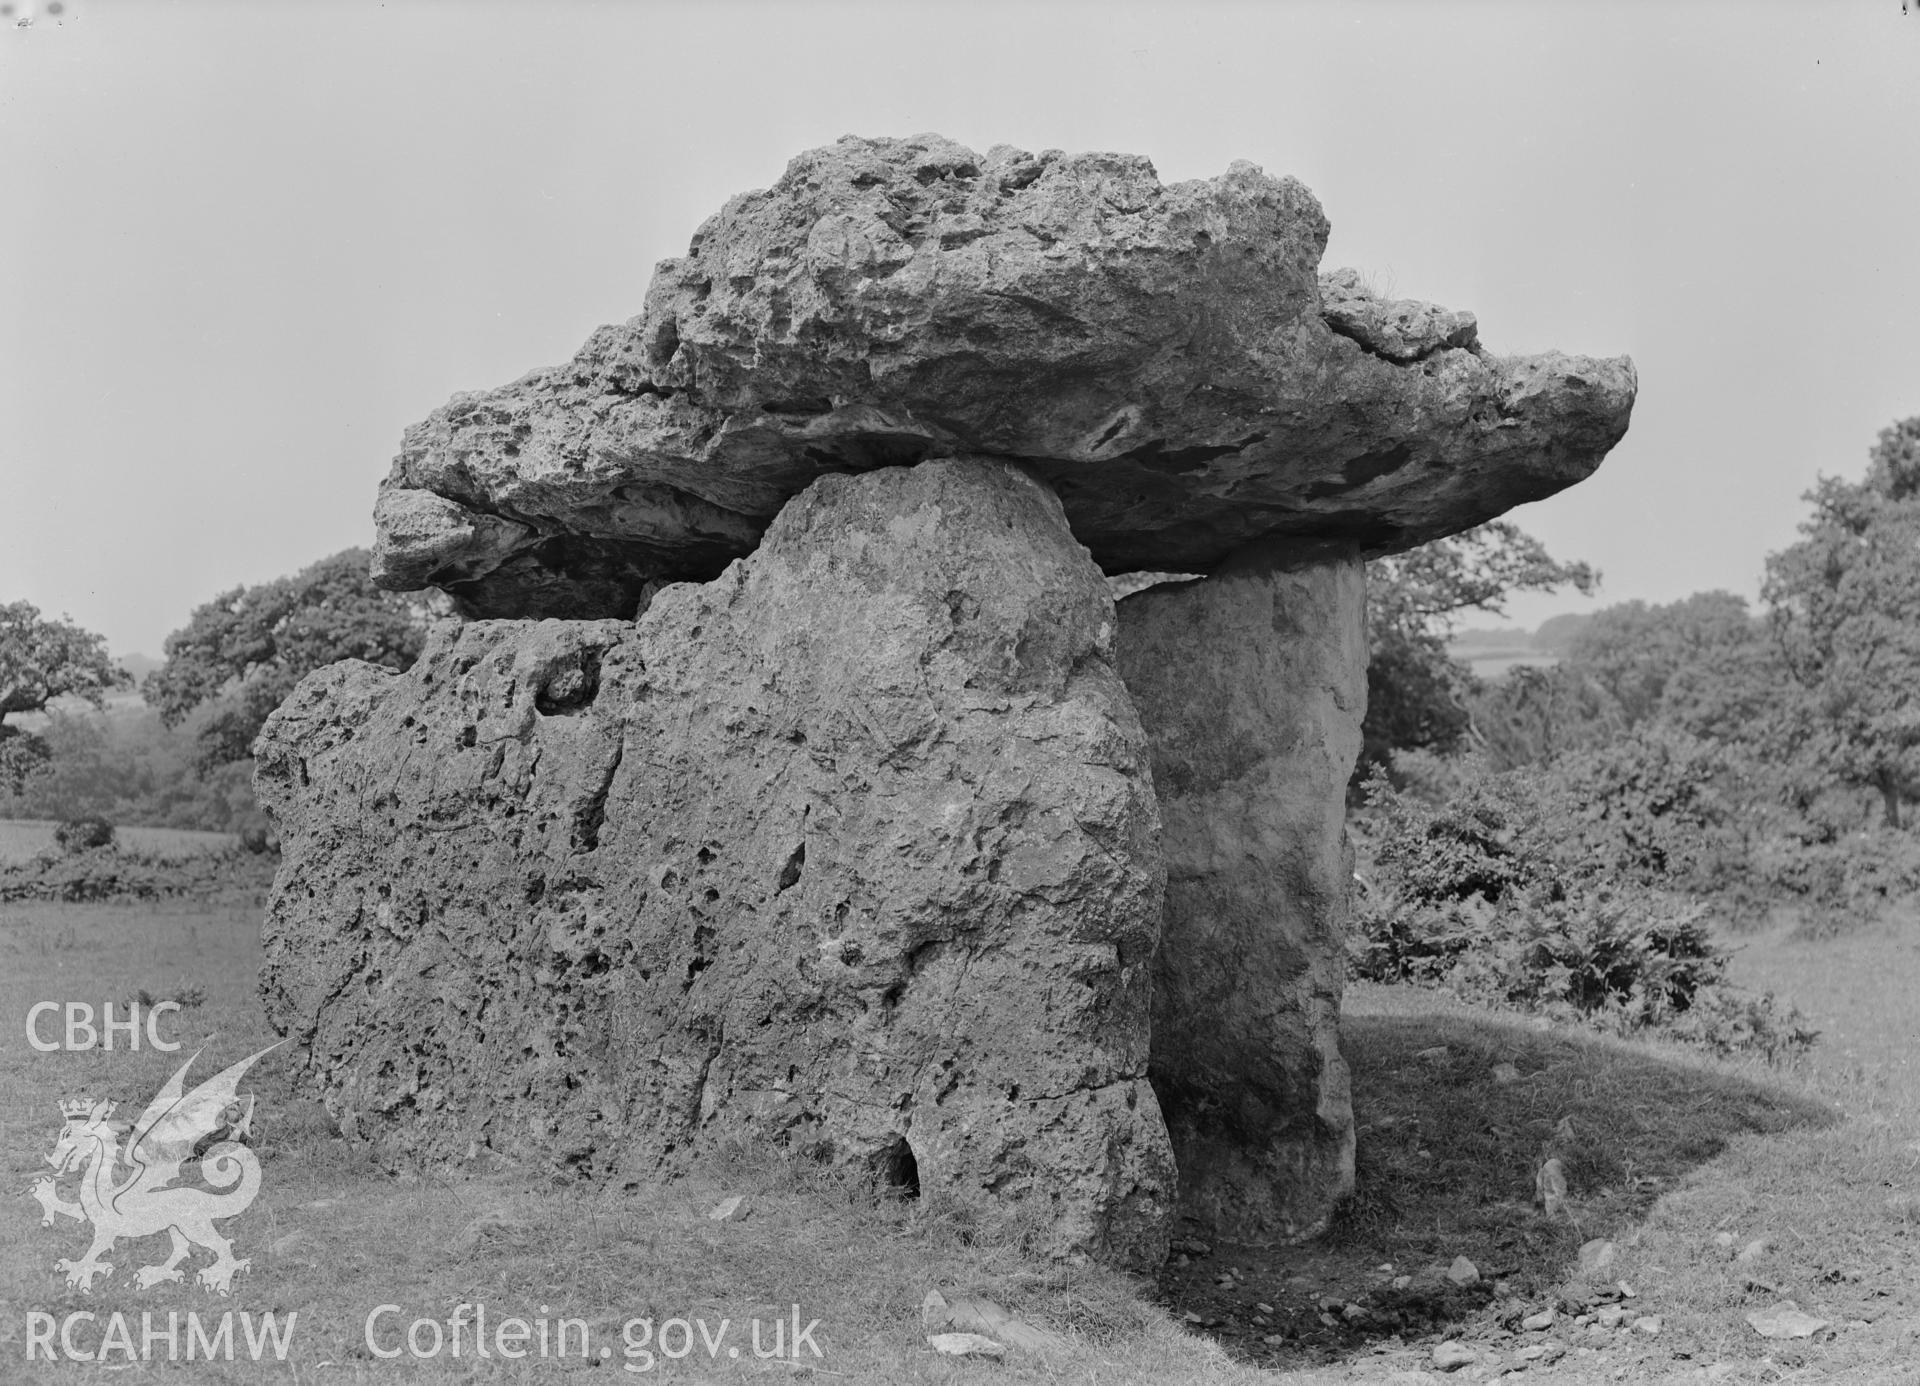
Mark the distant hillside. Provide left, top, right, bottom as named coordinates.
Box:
left=1446, top=613, right=1591, bottom=680
left=1448, top=626, right=1531, bottom=654
left=1532, top=612, right=1593, bottom=653
left=116, top=652, right=162, bottom=685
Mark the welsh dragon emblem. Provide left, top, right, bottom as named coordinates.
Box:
left=29, top=1042, right=281, bottom=1294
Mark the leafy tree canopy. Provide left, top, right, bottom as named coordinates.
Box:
left=0, top=601, right=128, bottom=722
left=1565, top=591, right=1767, bottom=729
left=1369, top=520, right=1600, bottom=640
left=0, top=602, right=129, bottom=791
left=146, top=549, right=428, bottom=770
left=1465, top=662, right=1619, bottom=772
left=1474, top=591, right=1804, bottom=772
left=1361, top=521, right=1599, bottom=776
left=1761, top=416, right=1920, bottom=827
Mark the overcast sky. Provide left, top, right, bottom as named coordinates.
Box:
left=4, top=0, right=1918, bottom=656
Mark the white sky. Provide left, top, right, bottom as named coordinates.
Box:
left=4, top=0, right=1918, bottom=655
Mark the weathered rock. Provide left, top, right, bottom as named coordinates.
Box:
left=1431, top=1340, right=1477, bottom=1371
left=257, top=459, right=1174, bottom=1268
left=371, top=133, right=1636, bottom=618
left=1319, top=267, right=1479, bottom=363
left=928, top=1332, right=1005, bottom=1360
left=1537, top=1155, right=1568, bottom=1215
left=1746, top=1302, right=1829, bottom=1340
left=922, top=1291, right=1070, bottom=1355
left=1114, top=540, right=1365, bottom=1240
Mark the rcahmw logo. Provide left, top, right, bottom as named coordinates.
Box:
left=26, top=1309, right=297, bottom=1364
left=28, top=1040, right=280, bottom=1294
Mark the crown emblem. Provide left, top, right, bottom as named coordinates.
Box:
left=58, top=1097, right=100, bottom=1121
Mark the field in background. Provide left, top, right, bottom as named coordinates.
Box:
left=1447, top=613, right=1592, bottom=682
left=1456, top=649, right=1560, bottom=681
left=1, top=896, right=1914, bottom=1383
left=0, top=819, right=238, bottom=865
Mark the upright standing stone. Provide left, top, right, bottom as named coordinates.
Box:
left=1115, top=540, right=1367, bottom=1240
left=257, top=459, right=1175, bottom=1268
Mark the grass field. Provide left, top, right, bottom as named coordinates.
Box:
left=1, top=896, right=1914, bottom=1383
left=0, top=820, right=239, bottom=865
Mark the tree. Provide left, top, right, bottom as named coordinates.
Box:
left=1762, top=417, right=1920, bottom=828
left=1653, top=623, right=1798, bottom=749
left=1564, top=591, right=1774, bottom=731
left=1465, top=662, right=1619, bottom=772
left=0, top=602, right=129, bottom=792
left=146, top=549, right=429, bottom=770
left=1361, top=520, right=1599, bottom=776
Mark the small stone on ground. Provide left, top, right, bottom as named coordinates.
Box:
left=1747, top=1301, right=1830, bottom=1339
left=1578, top=1238, right=1617, bottom=1275
left=928, top=1332, right=1005, bottom=1360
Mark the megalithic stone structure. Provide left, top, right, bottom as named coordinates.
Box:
left=259, top=134, right=1634, bottom=1269
left=1115, top=540, right=1367, bottom=1242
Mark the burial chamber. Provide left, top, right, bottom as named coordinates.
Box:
left=256, top=134, right=1633, bottom=1270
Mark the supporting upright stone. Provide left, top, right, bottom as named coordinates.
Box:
left=258, top=459, right=1175, bottom=1269
left=1114, top=540, right=1367, bottom=1241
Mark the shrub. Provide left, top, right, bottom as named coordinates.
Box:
left=1764, top=828, right=1920, bottom=939
left=1473, top=887, right=1723, bottom=1019
left=1354, top=763, right=1817, bottom=1061
left=1354, top=877, right=1739, bottom=1030
left=53, top=815, right=115, bottom=852
left=1665, top=987, right=1823, bottom=1064
left=0, top=844, right=275, bottom=903
left=1546, top=728, right=1751, bottom=892
left=1362, top=764, right=1540, bottom=906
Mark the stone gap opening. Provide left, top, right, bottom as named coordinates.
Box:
left=875, top=1136, right=920, bottom=1199
left=776, top=841, right=805, bottom=892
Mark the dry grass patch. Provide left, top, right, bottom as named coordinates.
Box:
left=0, top=898, right=1264, bottom=1384
left=5, top=894, right=1913, bottom=1383
left=1607, top=914, right=1920, bottom=1381
left=1159, top=990, right=1832, bottom=1378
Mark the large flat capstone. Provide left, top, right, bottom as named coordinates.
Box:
left=370, top=134, right=1636, bottom=619
left=257, top=459, right=1175, bottom=1268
